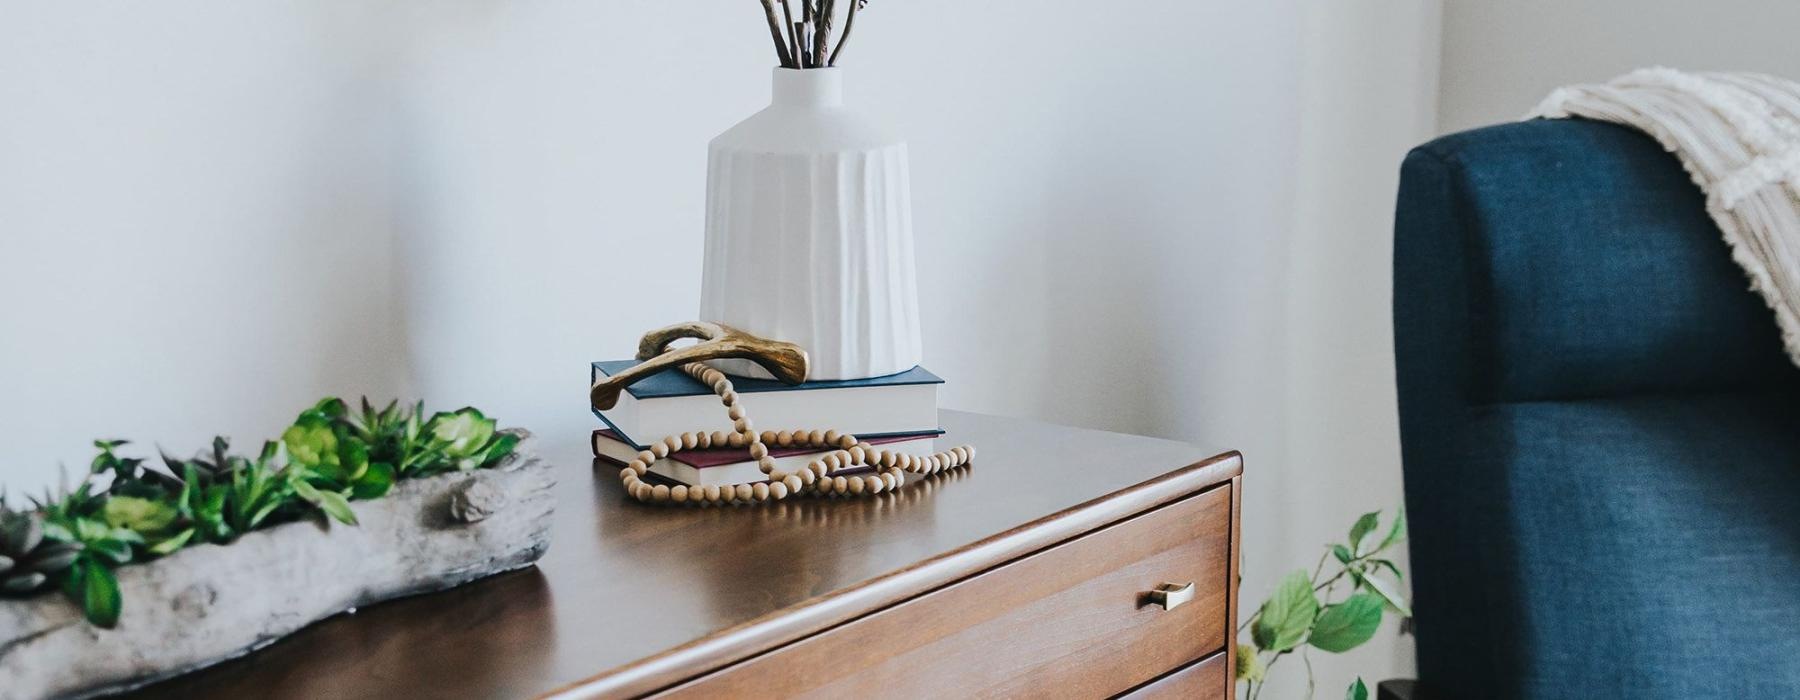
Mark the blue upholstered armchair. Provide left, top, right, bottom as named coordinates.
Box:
left=1392, top=119, right=1800, bottom=699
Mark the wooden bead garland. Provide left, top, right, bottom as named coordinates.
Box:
left=618, top=362, right=974, bottom=506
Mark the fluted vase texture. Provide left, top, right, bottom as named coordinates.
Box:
left=699, top=68, right=922, bottom=381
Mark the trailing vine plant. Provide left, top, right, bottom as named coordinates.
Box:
left=1236, top=509, right=1410, bottom=700
left=0, top=398, right=519, bottom=628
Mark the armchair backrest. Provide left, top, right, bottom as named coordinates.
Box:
left=1396, top=119, right=1791, bottom=407
left=1392, top=118, right=1800, bottom=697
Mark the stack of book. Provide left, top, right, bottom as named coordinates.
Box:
left=590, top=360, right=943, bottom=487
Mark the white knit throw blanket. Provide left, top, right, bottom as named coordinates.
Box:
left=1530, top=68, right=1800, bottom=367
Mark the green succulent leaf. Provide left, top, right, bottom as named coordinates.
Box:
left=101, top=496, right=179, bottom=536
left=73, top=518, right=109, bottom=543
left=340, top=438, right=372, bottom=482
left=5, top=518, right=45, bottom=557
left=281, top=416, right=341, bottom=475
left=41, top=520, right=74, bottom=543
left=3, top=513, right=44, bottom=554
left=1251, top=569, right=1318, bottom=652
left=30, top=543, right=82, bottom=572
left=1347, top=677, right=1369, bottom=700
left=293, top=480, right=357, bottom=525
left=80, top=561, right=122, bottom=628
left=482, top=432, right=522, bottom=467
left=20, top=395, right=515, bottom=627
left=147, top=528, right=197, bottom=556
left=1348, top=511, right=1380, bottom=555
left=203, top=487, right=228, bottom=518
left=1310, top=592, right=1385, bottom=653
left=85, top=538, right=132, bottom=565
left=430, top=409, right=496, bottom=459
left=311, top=397, right=348, bottom=419
left=350, top=462, right=395, bottom=500
left=3, top=571, right=47, bottom=594
left=314, top=491, right=357, bottom=526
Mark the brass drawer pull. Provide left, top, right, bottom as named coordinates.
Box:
left=1147, top=581, right=1196, bottom=610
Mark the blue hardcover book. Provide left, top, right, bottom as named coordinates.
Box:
left=590, top=361, right=942, bottom=448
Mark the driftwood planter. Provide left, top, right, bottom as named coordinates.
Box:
left=0, top=433, right=556, bottom=700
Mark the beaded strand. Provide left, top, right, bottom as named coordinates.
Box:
left=617, top=362, right=974, bottom=505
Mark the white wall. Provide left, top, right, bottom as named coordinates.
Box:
left=1282, top=1, right=1441, bottom=690
left=399, top=1, right=1438, bottom=692
left=0, top=3, right=409, bottom=495
left=1440, top=0, right=1800, bottom=133
left=2, top=1, right=1441, bottom=693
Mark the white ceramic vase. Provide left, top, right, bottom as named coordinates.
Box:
left=699, top=68, right=922, bottom=381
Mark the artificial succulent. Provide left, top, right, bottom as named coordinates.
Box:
left=0, top=503, right=81, bottom=596
left=2, top=396, right=521, bottom=629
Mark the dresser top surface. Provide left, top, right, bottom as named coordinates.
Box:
left=128, top=410, right=1239, bottom=699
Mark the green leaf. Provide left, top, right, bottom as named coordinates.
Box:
left=85, top=537, right=132, bottom=565
left=1377, top=507, right=1407, bottom=552
left=481, top=432, right=522, bottom=467
left=1352, top=568, right=1412, bottom=617
left=177, top=465, right=202, bottom=519
left=290, top=478, right=321, bottom=502
left=41, top=520, right=74, bottom=543
left=1348, top=511, right=1380, bottom=555
left=147, top=528, right=196, bottom=555
left=310, top=397, right=348, bottom=419
left=1310, top=593, right=1385, bottom=653
left=350, top=462, right=394, bottom=500
left=245, top=499, right=283, bottom=530
left=101, top=496, right=179, bottom=535
left=107, top=526, right=144, bottom=545
left=313, top=490, right=358, bottom=526
left=203, top=487, right=228, bottom=519
left=1251, top=569, right=1318, bottom=652
left=81, top=561, right=122, bottom=628
left=1346, top=677, right=1369, bottom=700
left=29, top=543, right=80, bottom=572
left=1332, top=544, right=1354, bottom=564
left=4, top=512, right=44, bottom=552
left=1370, top=558, right=1404, bottom=583
left=281, top=418, right=341, bottom=474
left=342, top=439, right=371, bottom=482
left=429, top=409, right=495, bottom=459
left=75, top=518, right=110, bottom=542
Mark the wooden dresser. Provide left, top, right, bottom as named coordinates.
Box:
left=127, top=411, right=1243, bottom=699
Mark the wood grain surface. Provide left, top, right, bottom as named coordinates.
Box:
left=124, top=410, right=1241, bottom=700
left=656, top=486, right=1232, bottom=698
left=1119, top=652, right=1229, bottom=699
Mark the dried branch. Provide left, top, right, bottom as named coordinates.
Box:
left=780, top=0, right=801, bottom=69
left=814, top=0, right=837, bottom=68
left=759, top=0, right=796, bottom=67
left=828, top=0, right=866, bottom=67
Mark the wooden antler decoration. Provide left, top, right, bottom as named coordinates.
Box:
left=590, top=322, right=810, bottom=411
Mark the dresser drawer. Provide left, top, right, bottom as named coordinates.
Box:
left=1119, top=651, right=1228, bottom=699
left=658, top=484, right=1234, bottom=699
